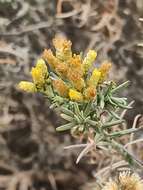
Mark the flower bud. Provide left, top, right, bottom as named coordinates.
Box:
left=18, top=81, right=36, bottom=92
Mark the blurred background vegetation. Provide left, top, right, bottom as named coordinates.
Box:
left=0, top=0, right=143, bottom=189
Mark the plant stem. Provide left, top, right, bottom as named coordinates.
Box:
left=109, top=139, right=143, bottom=169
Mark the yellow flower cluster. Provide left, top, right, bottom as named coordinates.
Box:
left=31, top=59, right=48, bottom=88
left=19, top=36, right=111, bottom=102
left=18, top=59, right=48, bottom=91
left=42, top=36, right=111, bottom=102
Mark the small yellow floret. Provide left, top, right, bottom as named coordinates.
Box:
left=83, top=50, right=97, bottom=73
left=69, top=54, right=82, bottom=68
left=73, top=78, right=85, bottom=91
left=31, top=59, right=48, bottom=87
left=88, top=68, right=101, bottom=87
left=52, top=79, right=69, bottom=97
left=84, top=86, right=96, bottom=100
left=36, top=59, right=48, bottom=77
left=53, top=36, right=72, bottom=61
left=69, top=89, right=83, bottom=102
left=55, top=62, right=68, bottom=77
left=67, top=55, right=84, bottom=83
left=31, top=67, right=45, bottom=87
left=99, top=61, right=112, bottom=82
left=42, top=49, right=58, bottom=69
left=18, top=81, right=36, bottom=92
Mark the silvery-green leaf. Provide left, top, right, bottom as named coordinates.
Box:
left=108, top=110, right=121, bottom=120
left=86, top=119, right=97, bottom=126
left=60, top=114, right=73, bottom=122
left=111, top=98, right=131, bottom=109
left=107, top=127, right=142, bottom=137
left=107, top=96, right=118, bottom=106
left=111, top=97, right=127, bottom=105
left=56, top=123, right=75, bottom=131
left=74, top=103, right=83, bottom=120
left=74, top=114, right=82, bottom=124
left=100, top=95, right=105, bottom=109
left=111, top=81, right=130, bottom=94
left=61, top=107, right=74, bottom=116
left=84, top=102, right=92, bottom=117
left=102, top=119, right=125, bottom=128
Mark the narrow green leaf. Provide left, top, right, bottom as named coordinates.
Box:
left=111, top=97, right=127, bottom=105
left=74, top=114, right=82, bottom=124
left=110, top=97, right=131, bottom=109
left=107, top=96, right=118, bottom=106
left=108, top=110, right=121, bottom=120
left=60, top=114, right=73, bottom=122
left=84, top=102, right=92, bottom=117
left=117, top=103, right=132, bottom=109
left=81, top=110, right=84, bottom=118
left=61, top=107, right=74, bottom=117
left=102, top=119, right=125, bottom=128
left=86, top=119, right=97, bottom=126
left=100, top=95, right=105, bottom=109
left=56, top=123, right=75, bottom=131
left=74, top=103, right=83, bottom=120
left=112, top=101, right=131, bottom=109
left=107, top=127, right=142, bottom=137
left=111, top=81, right=130, bottom=94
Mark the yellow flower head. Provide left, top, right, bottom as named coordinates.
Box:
left=53, top=36, right=72, bottom=61
left=72, top=78, right=85, bottom=91
left=67, top=55, right=84, bottom=83
left=83, top=50, right=97, bottom=73
left=99, top=61, right=112, bottom=82
left=88, top=68, right=101, bottom=87
left=31, top=59, right=48, bottom=88
left=69, top=54, right=82, bottom=68
left=55, top=62, right=68, bottom=77
left=52, top=79, right=69, bottom=97
left=42, top=49, right=58, bottom=69
left=19, top=37, right=112, bottom=102
left=36, top=59, right=48, bottom=76
left=69, top=89, right=83, bottom=102
left=31, top=67, right=44, bottom=87
left=67, top=69, right=82, bottom=82
left=84, top=86, right=96, bottom=100
left=18, top=81, right=37, bottom=93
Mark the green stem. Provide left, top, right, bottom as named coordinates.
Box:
left=109, top=139, right=143, bottom=169
left=107, top=127, right=142, bottom=137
